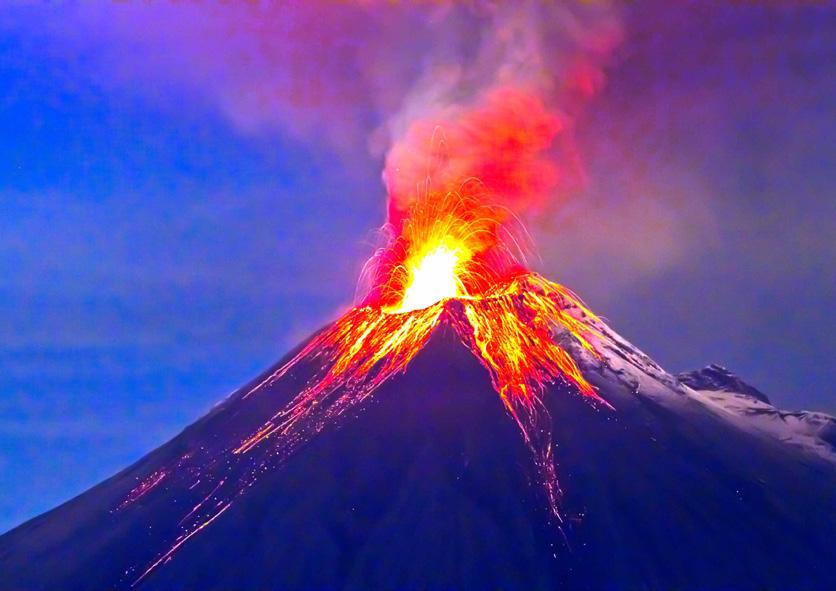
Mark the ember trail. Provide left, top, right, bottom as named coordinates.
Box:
left=128, top=183, right=614, bottom=585
left=236, top=187, right=612, bottom=519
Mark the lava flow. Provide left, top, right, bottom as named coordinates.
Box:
left=126, top=182, right=613, bottom=586
left=127, top=122, right=615, bottom=586
left=234, top=186, right=611, bottom=520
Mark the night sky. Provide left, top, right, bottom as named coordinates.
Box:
left=1, top=2, right=833, bottom=534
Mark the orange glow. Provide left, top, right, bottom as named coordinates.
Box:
left=395, top=243, right=462, bottom=312
left=228, top=171, right=615, bottom=521
left=365, top=188, right=527, bottom=311
left=128, top=92, right=613, bottom=581
left=132, top=268, right=610, bottom=584
left=236, top=268, right=610, bottom=519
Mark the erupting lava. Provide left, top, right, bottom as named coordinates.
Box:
left=235, top=186, right=611, bottom=520
left=127, top=94, right=615, bottom=585
left=396, top=243, right=460, bottom=313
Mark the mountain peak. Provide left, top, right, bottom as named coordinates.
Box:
left=677, top=363, right=770, bottom=404
left=2, top=287, right=834, bottom=590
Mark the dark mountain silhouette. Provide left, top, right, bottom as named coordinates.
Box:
left=678, top=364, right=771, bottom=403
left=1, top=309, right=834, bottom=590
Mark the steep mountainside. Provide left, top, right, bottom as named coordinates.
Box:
left=1, top=311, right=834, bottom=590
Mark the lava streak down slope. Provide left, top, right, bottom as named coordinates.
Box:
left=1, top=302, right=834, bottom=590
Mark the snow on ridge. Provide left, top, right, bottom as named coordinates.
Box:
left=677, top=364, right=770, bottom=403
left=556, top=311, right=836, bottom=464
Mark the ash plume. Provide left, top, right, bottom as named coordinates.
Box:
left=26, top=1, right=621, bottom=209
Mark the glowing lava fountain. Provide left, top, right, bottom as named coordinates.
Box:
left=127, top=186, right=613, bottom=585
left=235, top=188, right=612, bottom=520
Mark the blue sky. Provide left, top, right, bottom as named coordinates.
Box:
left=1, top=2, right=834, bottom=533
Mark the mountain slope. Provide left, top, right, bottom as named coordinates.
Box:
left=1, top=312, right=834, bottom=590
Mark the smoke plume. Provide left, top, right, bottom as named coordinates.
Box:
left=33, top=1, right=621, bottom=213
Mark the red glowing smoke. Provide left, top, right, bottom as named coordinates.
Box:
left=43, top=1, right=622, bottom=298
left=51, top=1, right=621, bottom=188
left=367, top=2, right=621, bottom=304
left=384, top=88, right=565, bottom=228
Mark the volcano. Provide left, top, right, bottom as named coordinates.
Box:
left=1, top=271, right=834, bottom=590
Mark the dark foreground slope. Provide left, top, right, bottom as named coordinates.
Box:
left=1, top=319, right=834, bottom=590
